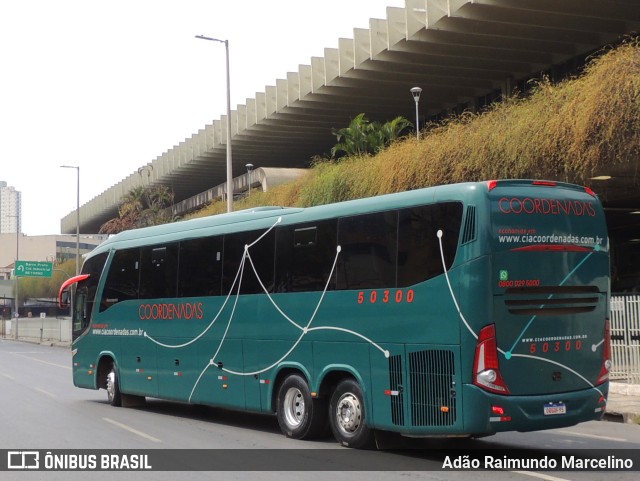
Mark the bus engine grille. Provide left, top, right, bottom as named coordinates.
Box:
left=504, top=285, right=599, bottom=316
left=409, top=349, right=456, bottom=427
left=388, top=354, right=405, bottom=425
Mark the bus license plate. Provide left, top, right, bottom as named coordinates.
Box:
left=544, top=402, right=566, bottom=416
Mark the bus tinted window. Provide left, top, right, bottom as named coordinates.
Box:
left=99, top=248, right=140, bottom=311
left=275, top=220, right=338, bottom=292
left=223, top=229, right=275, bottom=295
left=397, top=202, right=463, bottom=286
left=139, top=243, right=179, bottom=299
left=337, top=211, right=398, bottom=290
left=178, top=236, right=223, bottom=297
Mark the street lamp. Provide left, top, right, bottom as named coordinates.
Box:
left=138, top=164, right=153, bottom=185
left=60, top=165, right=80, bottom=275
left=196, top=34, right=233, bottom=213
left=245, top=163, right=254, bottom=197
left=410, top=86, right=422, bottom=141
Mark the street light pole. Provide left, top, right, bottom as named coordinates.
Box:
left=245, top=163, right=254, bottom=197
left=196, top=34, right=233, bottom=213
left=60, top=165, right=80, bottom=275
left=8, top=214, right=19, bottom=338
left=410, top=87, right=423, bottom=141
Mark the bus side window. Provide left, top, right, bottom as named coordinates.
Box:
left=139, top=243, right=179, bottom=299
left=99, top=248, right=141, bottom=312
left=397, top=202, right=463, bottom=287
left=223, top=229, right=276, bottom=295
left=337, top=211, right=398, bottom=290
left=275, top=220, right=338, bottom=293
left=178, top=236, right=223, bottom=297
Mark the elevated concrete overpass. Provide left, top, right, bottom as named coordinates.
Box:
left=62, top=0, right=640, bottom=234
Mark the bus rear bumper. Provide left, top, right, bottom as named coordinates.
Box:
left=462, top=383, right=609, bottom=435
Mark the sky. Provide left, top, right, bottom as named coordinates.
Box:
left=0, top=0, right=406, bottom=236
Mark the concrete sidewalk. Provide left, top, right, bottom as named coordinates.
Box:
left=606, top=382, right=640, bottom=424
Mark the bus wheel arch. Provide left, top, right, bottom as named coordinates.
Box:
left=97, top=356, right=122, bottom=407
left=274, top=370, right=327, bottom=440
left=96, top=355, right=116, bottom=390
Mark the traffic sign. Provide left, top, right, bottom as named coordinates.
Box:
left=15, top=260, right=53, bottom=278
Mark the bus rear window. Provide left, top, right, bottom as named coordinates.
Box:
left=490, top=188, right=607, bottom=252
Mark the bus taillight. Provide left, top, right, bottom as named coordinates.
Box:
left=596, top=319, right=612, bottom=385
left=473, top=324, right=510, bottom=395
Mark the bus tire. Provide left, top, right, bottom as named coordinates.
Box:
left=329, top=378, right=374, bottom=449
left=106, top=362, right=122, bottom=407
left=276, top=374, right=327, bottom=440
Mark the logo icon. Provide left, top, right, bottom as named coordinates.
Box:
left=8, top=451, right=40, bottom=470
left=499, top=270, right=509, bottom=281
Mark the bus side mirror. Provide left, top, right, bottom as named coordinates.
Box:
left=59, top=288, right=70, bottom=309
left=58, top=274, right=90, bottom=310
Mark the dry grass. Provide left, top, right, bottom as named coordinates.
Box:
left=187, top=40, right=640, bottom=219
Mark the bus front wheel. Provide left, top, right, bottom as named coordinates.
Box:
left=276, top=374, right=327, bottom=440
left=106, top=363, right=122, bottom=407
left=329, top=379, right=374, bottom=448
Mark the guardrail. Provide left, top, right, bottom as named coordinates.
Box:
left=611, top=294, right=640, bottom=385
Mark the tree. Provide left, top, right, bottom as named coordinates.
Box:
left=99, top=184, right=175, bottom=234
left=331, top=113, right=412, bottom=158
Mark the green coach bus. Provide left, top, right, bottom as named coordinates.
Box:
left=60, top=180, right=611, bottom=448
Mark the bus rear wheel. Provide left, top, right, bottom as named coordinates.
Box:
left=329, top=378, right=374, bottom=449
left=106, top=363, right=122, bottom=407
left=276, top=374, right=327, bottom=440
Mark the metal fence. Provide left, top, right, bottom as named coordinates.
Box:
left=611, top=294, right=640, bottom=384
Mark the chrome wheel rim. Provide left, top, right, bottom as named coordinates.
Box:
left=106, top=370, right=115, bottom=401
left=283, top=387, right=305, bottom=428
left=335, top=392, right=362, bottom=435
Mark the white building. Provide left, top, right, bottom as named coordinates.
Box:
left=0, top=181, right=22, bottom=234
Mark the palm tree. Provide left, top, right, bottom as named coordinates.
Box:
left=99, top=184, right=174, bottom=234
left=331, top=113, right=412, bottom=158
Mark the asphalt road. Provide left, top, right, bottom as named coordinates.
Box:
left=1, top=339, right=639, bottom=481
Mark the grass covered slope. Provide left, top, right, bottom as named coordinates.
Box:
left=189, top=40, right=640, bottom=219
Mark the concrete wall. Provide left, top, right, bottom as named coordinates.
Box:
left=1, top=317, right=71, bottom=343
